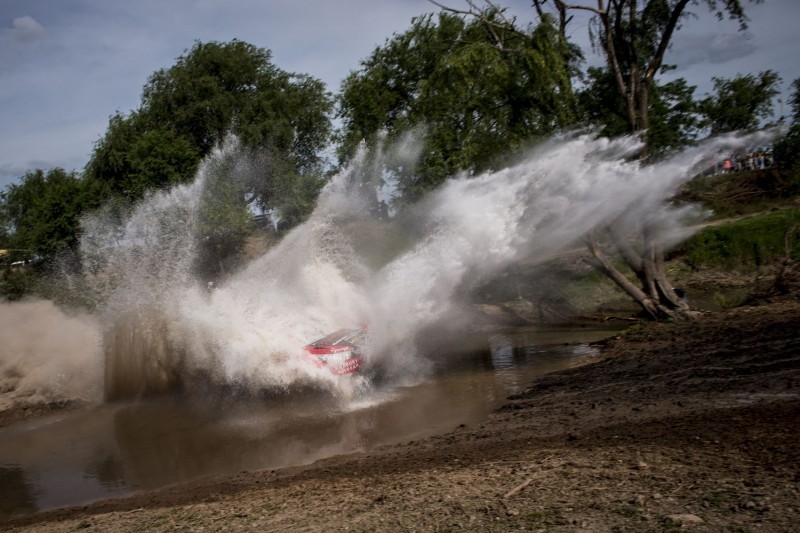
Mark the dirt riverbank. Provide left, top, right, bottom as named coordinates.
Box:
left=3, top=297, right=800, bottom=532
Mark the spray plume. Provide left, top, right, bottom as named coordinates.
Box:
left=1, top=129, right=779, bottom=404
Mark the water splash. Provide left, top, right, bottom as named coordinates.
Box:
left=3, top=129, right=780, bottom=405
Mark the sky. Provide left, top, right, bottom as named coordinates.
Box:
left=1, top=0, right=798, bottom=190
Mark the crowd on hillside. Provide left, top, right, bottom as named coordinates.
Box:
left=701, top=146, right=775, bottom=176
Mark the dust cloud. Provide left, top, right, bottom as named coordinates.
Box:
left=0, top=300, right=102, bottom=410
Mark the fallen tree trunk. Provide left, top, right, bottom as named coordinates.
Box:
left=585, top=226, right=693, bottom=321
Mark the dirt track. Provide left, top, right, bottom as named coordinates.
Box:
left=3, top=299, right=800, bottom=532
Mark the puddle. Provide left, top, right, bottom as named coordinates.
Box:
left=0, top=323, right=620, bottom=518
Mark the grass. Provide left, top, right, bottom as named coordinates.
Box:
left=674, top=207, right=800, bottom=271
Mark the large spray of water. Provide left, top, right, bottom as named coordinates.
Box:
left=1, top=130, right=777, bottom=405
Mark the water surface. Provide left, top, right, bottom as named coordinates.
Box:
left=0, top=323, right=619, bottom=518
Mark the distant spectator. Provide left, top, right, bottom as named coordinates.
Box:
left=723, top=158, right=732, bottom=173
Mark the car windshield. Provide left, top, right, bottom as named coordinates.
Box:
left=311, top=329, right=363, bottom=347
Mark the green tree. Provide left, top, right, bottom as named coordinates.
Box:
left=86, top=40, right=333, bottom=219
left=0, top=168, right=102, bottom=263
left=648, top=78, right=703, bottom=155
left=337, top=11, right=576, bottom=201
left=87, top=113, right=200, bottom=199
left=557, top=0, right=755, bottom=153
left=699, top=70, right=781, bottom=134
left=579, top=66, right=701, bottom=158
left=772, top=78, right=800, bottom=191
left=536, top=0, right=761, bottom=320
left=789, top=77, right=800, bottom=123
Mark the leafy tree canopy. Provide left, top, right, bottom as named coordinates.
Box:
left=578, top=66, right=702, bottom=158
left=86, top=40, right=334, bottom=217
left=0, top=168, right=103, bottom=263
left=699, top=70, right=781, bottom=134
left=337, top=11, right=576, bottom=202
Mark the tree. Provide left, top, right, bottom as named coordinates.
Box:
left=789, top=77, right=800, bottom=123
left=194, top=147, right=255, bottom=278
left=0, top=168, right=103, bottom=264
left=699, top=70, right=781, bottom=134
left=552, top=0, right=756, bottom=154
left=556, top=0, right=764, bottom=320
left=579, top=66, right=702, bottom=158
left=772, top=78, right=800, bottom=190
left=86, top=40, right=333, bottom=220
left=337, top=11, right=576, bottom=202
left=647, top=78, right=704, bottom=155
left=434, top=0, right=760, bottom=320
left=87, top=112, right=200, bottom=199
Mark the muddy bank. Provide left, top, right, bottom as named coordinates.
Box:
left=3, top=298, right=800, bottom=532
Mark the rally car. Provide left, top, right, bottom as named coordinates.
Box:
left=303, top=327, right=367, bottom=375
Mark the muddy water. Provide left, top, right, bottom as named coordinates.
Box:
left=0, top=324, right=620, bottom=518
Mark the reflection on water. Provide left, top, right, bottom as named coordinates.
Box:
left=0, top=465, right=39, bottom=519
left=0, top=324, right=618, bottom=518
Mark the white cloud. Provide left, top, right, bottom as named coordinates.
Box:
left=669, top=32, right=757, bottom=70
left=5, top=15, right=46, bottom=43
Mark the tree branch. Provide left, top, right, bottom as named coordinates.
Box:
left=481, top=0, right=516, bottom=27
left=607, top=223, right=643, bottom=275
left=583, top=232, right=659, bottom=319
left=428, top=0, right=472, bottom=16
left=555, top=0, right=604, bottom=17
left=645, top=0, right=690, bottom=81
left=428, top=0, right=521, bottom=50
left=595, top=3, right=632, bottom=126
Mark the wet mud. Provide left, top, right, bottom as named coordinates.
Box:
left=3, top=297, right=799, bottom=531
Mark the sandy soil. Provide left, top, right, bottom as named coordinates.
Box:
left=3, top=297, right=800, bottom=532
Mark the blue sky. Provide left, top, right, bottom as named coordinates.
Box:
left=1, top=0, right=798, bottom=189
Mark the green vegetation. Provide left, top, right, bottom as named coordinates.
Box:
left=699, top=71, right=782, bottom=134
left=579, top=69, right=702, bottom=159
left=0, top=168, right=103, bottom=265
left=85, top=40, right=333, bottom=213
left=677, top=208, right=800, bottom=271
left=1, top=40, right=334, bottom=297
left=0, top=268, right=36, bottom=302
left=337, top=11, right=576, bottom=201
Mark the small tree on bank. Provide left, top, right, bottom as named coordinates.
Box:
left=699, top=70, right=781, bottom=134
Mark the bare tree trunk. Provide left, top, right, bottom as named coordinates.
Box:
left=585, top=229, right=693, bottom=320
left=577, top=0, right=692, bottom=319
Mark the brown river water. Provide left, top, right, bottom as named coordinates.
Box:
left=0, top=323, right=621, bottom=518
